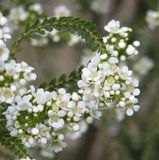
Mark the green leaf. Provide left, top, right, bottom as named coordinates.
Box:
left=0, top=105, right=29, bottom=158
left=11, top=17, right=104, bottom=91
left=42, top=65, right=84, bottom=91
left=11, top=17, right=106, bottom=55
left=0, top=103, right=10, bottom=132
left=0, top=131, right=29, bottom=158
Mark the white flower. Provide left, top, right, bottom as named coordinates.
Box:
left=31, top=128, right=39, bottom=135
left=100, top=54, right=107, bottom=60
left=118, top=41, right=126, bottom=48
left=52, top=140, right=67, bottom=153
left=126, top=45, right=136, bottom=55
left=126, top=108, right=134, bottom=116
left=112, top=84, right=120, bottom=90
left=29, top=3, right=43, bottom=15
left=0, top=40, right=9, bottom=62
left=82, top=66, right=102, bottom=82
left=72, top=92, right=80, bottom=101
left=40, top=137, right=48, bottom=144
left=72, top=124, right=80, bottom=131
left=0, top=13, right=7, bottom=26
left=10, top=6, right=28, bottom=21
left=0, top=27, right=11, bottom=41
left=108, top=57, right=118, bottom=64
left=17, top=61, right=34, bottom=73
left=104, top=20, right=120, bottom=33
left=24, top=72, right=37, bottom=81
left=48, top=113, right=64, bottom=129
left=119, top=66, right=132, bottom=80
left=34, top=88, right=48, bottom=105
left=48, top=29, right=60, bottom=42
left=73, top=101, right=86, bottom=117
left=5, top=60, right=16, bottom=76
left=133, top=88, right=140, bottom=96
left=107, top=63, right=119, bottom=74
left=0, top=88, right=14, bottom=103
left=146, top=10, right=159, bottom=29
left=10, top=129, right=18, bottom=137
left=133, top=41, right=140, bottom=47
left=8, top=6, right=28, bottom=29
left=54, top=5, right=71, bottom=18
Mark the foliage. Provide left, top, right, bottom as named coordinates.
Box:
left=39, top=65, right=84, bottom=92
left=1, top=16, right=107, bottom=159
left=0, top=131, right=29, bottom=158
left=11, top=17, right=106, bottom=56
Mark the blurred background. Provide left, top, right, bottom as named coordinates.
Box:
left=0, top=0, right=159, bottom=160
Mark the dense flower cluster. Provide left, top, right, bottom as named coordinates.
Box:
left=103, top=20, right=140, bottom=61
left=0, top=13, right=36, bottom=105
left=0, top=60, right=36, bottom=103
left=0, top=10, right=141, bottom=159
left=79, top=20, right=141, bottom=120
left=146, top=9, right=159, bottom=29
left=0, top=13, right=36, bottom=160
left=78, top=53, right=140, bottom=118
left=8, top=94, right=88, bottom=159
left=4, top=86, right=93, bottom=152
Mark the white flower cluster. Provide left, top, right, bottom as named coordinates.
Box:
left=8, top=6, right=28, bottom=30
left=0, top=12, right=36, bottom=105
left=78, top=20, right=141, bottom=118
left=0, top=60, right=36, bottom=103
left=0, top=13, right=11, bottom=41
left=78, top=53, right=140, bottom=117
left=103, top=20, right=140, bottom=61
left=0, top=19, right=36, bottom=160
left=8, top=4, right=43, bottom=30
left=2, top=19, right=141, bottom=159
left=29, top=3, right=43, bottom=15
left=146, top=10, right=159, bottom=29
left=4, top=86, right=92, bottom=152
